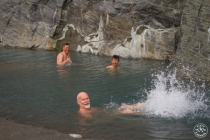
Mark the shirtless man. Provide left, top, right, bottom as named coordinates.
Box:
left=77, top=91, right=144, bottom=117
left=106, top=55, right=120, bottom=70
left=57, top=43, right=72, bottom=66
left=77, top=92, right=96, bottom=119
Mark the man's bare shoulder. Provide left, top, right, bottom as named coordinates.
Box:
left=57, top=52, right=64, bottom=57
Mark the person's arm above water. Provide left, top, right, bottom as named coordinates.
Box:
left=118, top=103, right=145, bottom=115
left=67, top=55, right=72, bottom=64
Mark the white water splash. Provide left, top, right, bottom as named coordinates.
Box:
left=144, top=71, right=208, bottom=118
left=116, top=70, right=208, bottom=118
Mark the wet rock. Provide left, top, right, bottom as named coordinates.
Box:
left=0, top=118, right=75, bottom=140
left=0, top=0, right=65, bottom=49
left=58, top=0, right=183, bottom=59
left=0, top=0, right=183, bottom=60
left=77, top=17, right=176, bottom=60
left=177, top=0, right=210, bottom=81
left=111, top=25, right=176, bottom=60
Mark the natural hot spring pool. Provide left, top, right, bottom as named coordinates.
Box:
left=0, top=48, right=209, bottom=140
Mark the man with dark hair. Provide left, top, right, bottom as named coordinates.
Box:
left=57, top=43, right=72, bottom=66
left=106, top=55, right=120, bottom=70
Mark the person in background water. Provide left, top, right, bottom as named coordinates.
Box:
left=106, top=55, right=120, bottom=70
left=77, top=92, right=96, bottom=119
left=57, top=43, right=72, bottom=66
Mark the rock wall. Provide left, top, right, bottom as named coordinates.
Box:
left=77, top=22, right=176, bottom=60
left=0, top=0, right=66, bottom=49
left=177, top=0, right=210, bottom=80
left=0, top=0, right=183, bottom=60
left=58, top=0, right=183, bottom=60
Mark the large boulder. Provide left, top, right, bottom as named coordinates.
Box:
left=0, top=0, right=65, bottom=49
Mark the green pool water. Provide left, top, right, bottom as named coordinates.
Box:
left=0, top=48, right=209, bottom=140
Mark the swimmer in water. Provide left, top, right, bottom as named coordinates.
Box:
left=77, top=91, right=144, bottom=118
left=106, top=55, right=120, bottom=70
left=57, top=43, right=72, bottom=66
left=77, top=92, right=96, bottom=119
left=118, top=102, right=145, bottom=115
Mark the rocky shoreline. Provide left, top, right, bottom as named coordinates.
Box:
left=0, top=117, right=85, bottom=140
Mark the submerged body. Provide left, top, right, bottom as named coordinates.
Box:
left=77, top=91, right=144, bottom=118
left=106, top=55, right=120, bottom=70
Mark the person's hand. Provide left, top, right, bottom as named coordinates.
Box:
left=66, top=58, right=72, bottom=64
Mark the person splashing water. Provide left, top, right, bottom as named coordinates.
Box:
left=117, top=70, right=208, bottom=118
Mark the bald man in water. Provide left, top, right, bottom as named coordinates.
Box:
left=57, top=43, right=72, bottom=66
left=77, top=92, right=96, bottom=119
left=77, top=91, right=144, bottom=117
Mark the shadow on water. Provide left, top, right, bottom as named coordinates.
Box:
left=0, top=48, right=209, bottom=140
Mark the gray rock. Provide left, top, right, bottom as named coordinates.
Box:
left=0, top=0, right=204, bottom=60
left=177, top=0, right=210, bottom=81
left=0, top=0, right=65, bottom=49
left=62, top=0, right=181, bottom=59
left=0, top=118, right=75, bottom=140
left=77, top=23, right=176, bottom=60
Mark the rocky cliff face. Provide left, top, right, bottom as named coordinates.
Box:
left=0, top=0, right=183, bottom=60
left=0, top=0, right=68, bottom=49
left=178, top=0, right=210, bottom=80
left=57, top=0, right=183, bottom=60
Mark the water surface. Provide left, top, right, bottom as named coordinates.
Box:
left=0, top=48, right=209, bottom=140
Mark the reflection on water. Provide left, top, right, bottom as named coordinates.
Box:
left=0, top=48, right=209, bottom=140
left=57, top=65, right=70, bottom=79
